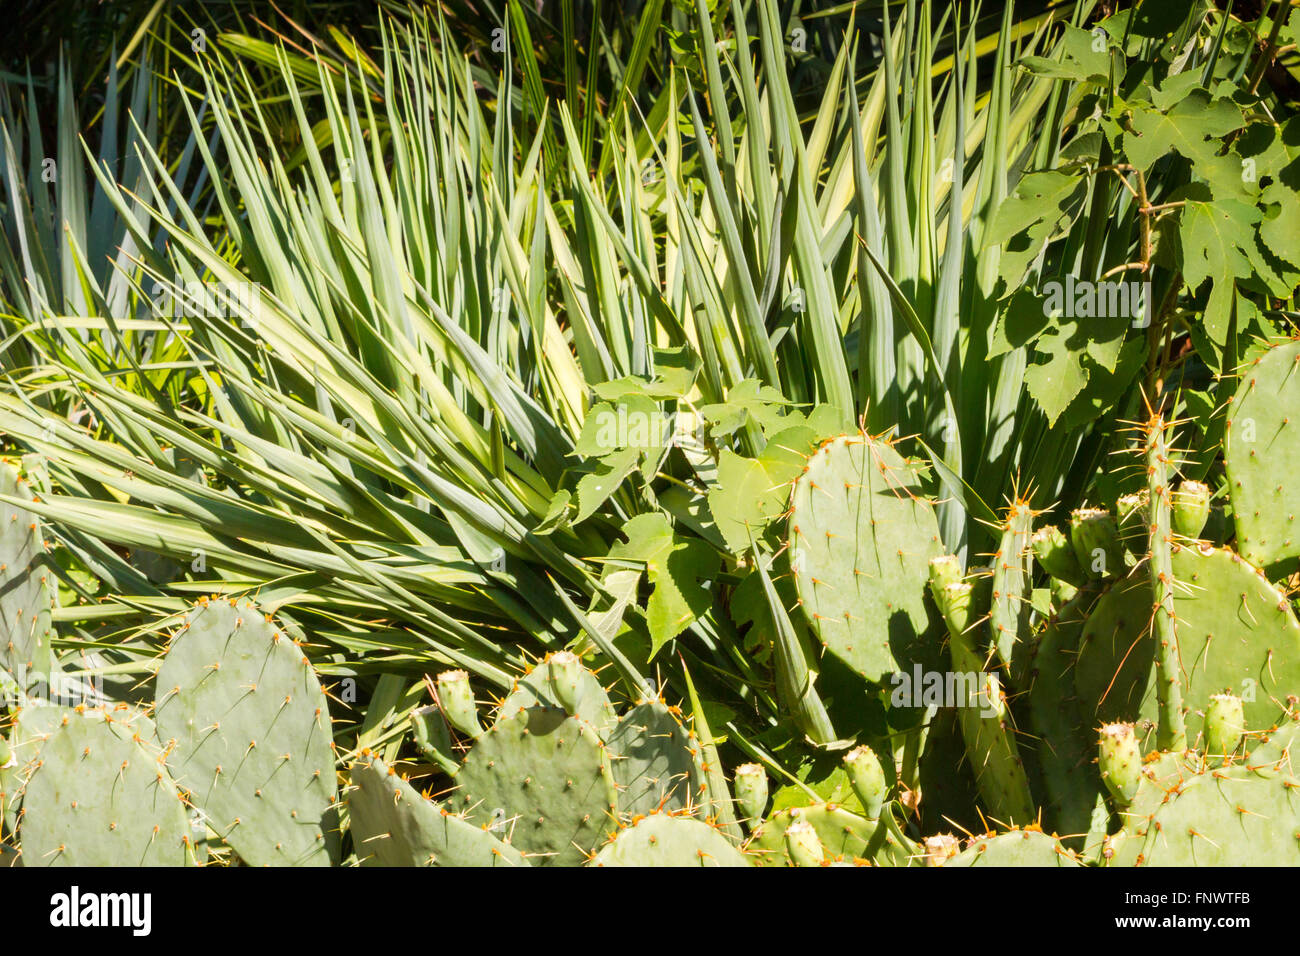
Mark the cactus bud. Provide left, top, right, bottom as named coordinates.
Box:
left=732, top=763, right=768, bottom=825
left=1032, top=524, right=1086, bottom=585
left=784, top=818, right=824, bottom=867
left=1098, top=722, right=1142, bottom=807
left=933, top=581, right=974, bottom=638
left=1171, top=480, right=1211, bottom=540
left=547, top=651, right=583, bottom=714
left=1070, top=508, right=1122, bottom=580
left=923, top=834, right=960, bottom=866
left=843, top=745, right=886, bottom=819
left=410, top=704, right=450, bottom=756
left=436, top=670, right=481, bottom=737
left=1204, top=693, right=1245, bottom=758
left=928, top=554, right=962, bottom=593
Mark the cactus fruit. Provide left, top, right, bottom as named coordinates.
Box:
left=154, top=598, right=339, bottom=866
left=932, top=578, right=974, bottom=636
left=788, top=432, right=944, bottom=682
left=1203, top=693, right=1245, bottom=758
left=1223, top=338, right=1300, bottom=572
left=1074, top=544, right=1300, bottom=737
left=17, top=708, right=193, bottom=866
left=783, top=819, right=824, bottom=866
left=1097, top=723, right=1142, bottom=806
left=435, top=670, right=482, bottom=737
left=606, top=700, right=706, bottom=817
left=1069, top=508, right=1123, bottom=580
left=590, top=812, right=749, bottom=866
left=0, top=461, right=56, bottom=690
left=843, top=745, right=886, bottom=819
left=1170, top=480, right=1211, bottom=540
left=409, top=704, right=458, bottom=775
left=454, top=706, right=617, bottom=866
left=347, top=753, right=527, bottom=866
left=732, top=763, right=768, bottom=826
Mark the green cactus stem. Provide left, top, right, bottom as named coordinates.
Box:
left=1145, top=413, right=1187, bottom=752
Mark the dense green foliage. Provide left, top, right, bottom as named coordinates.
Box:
left=1, top=0, right=1299, bottom=865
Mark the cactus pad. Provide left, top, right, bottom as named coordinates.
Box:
left=18, top=709, right=192, bottom=865
left=347, top=753, right=527, bottom=866
left=787, top=433, right=943, bottom=682
left=0, top=461, right=56, bottom=689
left=744, top=803, right=914, bottom=866
left=1113, top=767, right=1300, bottom=866
left=589, top=812, right=749, bottom=866
left=606, top=700, right=706, bottom=817
left=1224, top=338, right=1300, bottom=572
left=943, top=829, right=1080, bottom=866
left=1025, top=588, right=1104, bottom=840
left=498, top=655, right=618, bottom=739
left=155, top=598, right=338, bottom=866
left=1075, top=545, right=1300, bottom=738
left=454, top=706, right=617, bottom=865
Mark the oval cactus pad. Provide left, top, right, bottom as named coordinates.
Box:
left=788, top=433, right=943, bottom=682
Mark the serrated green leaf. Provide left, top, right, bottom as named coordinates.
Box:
left=609, top=513, right=719, bottom=656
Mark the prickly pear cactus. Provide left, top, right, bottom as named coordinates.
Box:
left=1224, top=338, right=1300, bottom=572
left=1, top=702, right=76, bottom=839
left=453, top=705, right=618, bottom=866
left=347, top=752, right=527, bottom=866
left=787, top=432, right=943, bottom=682
left=942, top=828, right=1080, bottom=867
left=498, top=653, right=618, bottom=739
left=606, top=699, right=706, bottom=817
left=744, top=803, right=915, bottom=866
left=1024, top=586, right=1104, bottom=841
left=1111, top=764, right=1300, bottom=866
left=0, top=461, right=56, bottom=690
left=990, top=498, right=1035, bottom=676
left=1074, top=544, right=1300, bottom=737
left=17, top=708, right=193, bottom=866
left=154, top=597, right=339, bottom=866
left=590, top=811, right=749, bottom=866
